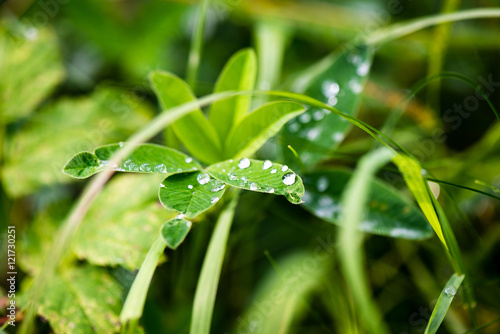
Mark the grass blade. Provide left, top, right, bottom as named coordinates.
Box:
left=424, top=274, right=465, bottom=334
left=189, top=192, right=239, bottom=334
left=338, top=147, right=394, bottom=334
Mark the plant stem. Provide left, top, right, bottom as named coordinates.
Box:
left=338, top=147, right=395, bottom=334
left=190, top=191, right=239, bottom=334
left=366, top=8, right=500, bottom=45
left=186, top=0, right=211, bottom=89
left=120, top=236, right=167, bottom=324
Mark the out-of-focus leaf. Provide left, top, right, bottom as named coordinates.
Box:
left=38, top=264, right=123, bottom=334
left=237, top=252, right=327, bottom=334
left=208, top=48, right=257, bottom=142
left=149, top=71, right=222, bottom=164
left=63, top=143, right=200, bottom=179
left=424, top=274, right=465, bottom=334
left=161, top=218, right=192, bottom=250
left=74, top=174, right=175, bottom=270
left=0, top=25, right=64, bottom=121
left=302, top=169, right=432, bottom=239
left=206, top=158, right=304, bottom=204
left=282, top=45, right=374, bottom=166
left=1, top=88, right=153, bottom=197
left=393, top=155, right=446, bottom=246
left=159, top=171, right=226, bottom=219
left=225, top=101, right=305, bottom=159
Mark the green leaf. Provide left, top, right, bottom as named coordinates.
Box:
left=393, top=155, right=446, bottom=246
left=424, top=274, right=465, bottom=334
left=2, top=87, right=153, bottom=197
left=63, top=143, right=200, bottom=179
left=302, top=169, right=432, bottom=239
left=190, top=193, right=239, bottom=334
left=149, top=70, right=222, bottom=164
left=0, top=26, right=64, bottom=121
left=225, top=101, right=306, bottom=159
left=208, top=48, right=257, bottom=142
left=74, top=174, right=175, bottom=270
left=159, top=171, right=226, bottom=219
left=38, top=264, right=123, bottom=334
left=282, top=45, right=374, bottom=166
left=206, top=158, right=304, bottom=204
left=238, top=252, right=327, bottom=334
left=161, top=218, right=192, bottom=250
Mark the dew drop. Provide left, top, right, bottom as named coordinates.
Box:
left=176, top=213, right=185, bottom=219
left=197, top=173, right=210, bottom=185
left=270, top=169, right=277, bottom=174
left=238, top=158, right=251, bottom=169
left=332, top=132, right=345, bottom=142
left=307, top=128, right=321, bottom=141
left=160, top=183, right=166, bottom=188
left=128, top=163, right=138, bottom=171
left=211, top=197, right=220, bottom=204
left=444, top=287, right=457, bottom=296
left=119, top=141, right=124, bottom=147
left=228, top=172, right=238, bottom=181
left=240, top=176, right=248, bottom=183
left=262, top=160, right=272, bottom=170
left=357, top=62, right=370, bottom=77
left=188, top=185, right=193, bottom=189
left=210, top=180, right=226, bottom=192
left=322, top=81, right=340, bottom=97
left=140, top=163, right=151, bottom=172
left=250, top=182, right=258, bottom=191
left=154, top=164, right=167, bottom=173
left=282, top=173, right=296, bottom=186
left=288, top=122, right=300, bottom=133
left=313, top=111, right=324, bottom=121
left=281, top=165, right=289, bottom=172
left=299, top=113, right=311, bottom=124
left=317, top=176, right=329, bottom=192
left=349, top=79, right=362, bottom=94
left=268, top=188, right=275, bottom=194
left=185, top=157, right=193, bottom=163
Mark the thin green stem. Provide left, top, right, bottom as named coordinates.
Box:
left=366, top=8, right=500, bottom=45
left=186, top=0, right=211, bottom=89
left=120, top=236, right=167, bottom=324
left=190, top=191, right=239, bottom=334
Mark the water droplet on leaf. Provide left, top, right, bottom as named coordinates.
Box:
left=188, top=185, right=193, bottom=189
left=270, top=169, right=277, bottom=174
left=317, top=177, right=329, bottom=192
left=282, top=173, right=296, bottom=186
left=185, top=157, right=193, bottom=163
left=262, top=160, right=272, bottom=170
left=444, top=287, right=457, bottom=296
left=228, top=172, right=238, bottom=181
left=299, top=113, right=311, bottom=124
left=210, top=180, right=226, bottom=192
left=238, top=158, right=251, bottom=169
left=281, top=165, right=289, bottom=172
left=140, top=163, right=151, bottom=172
left=197, top=173, right=210, bottom=185
left=250, top=182, right=258, bottom=191
left=154, top=164, right=167, bottom=173
left=211, top=197, right=220, bottom=204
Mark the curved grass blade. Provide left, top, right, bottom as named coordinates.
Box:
left=161, top=217, right=192, bottom=250
left=149, top=70, right=222, bottom=164
left=338, top=148, right=394, bottom=334
left=282, top=45, right=374, bottom=167
left=63, top=143, right=200, bottom=179
left=190, top=193, right=239, bottom=334
left=393, top=155, right=446, bottom=247
left=225, top=101, right=305, bottom=159
left=424, top=274, right=465, bottom=334
left=209, top=48, right=257, bottom=142
left=206, top=158, right=304, bottom=204
left=303, top=169, right=432, bottom=239
left=159, top=171, right=226, bottom=219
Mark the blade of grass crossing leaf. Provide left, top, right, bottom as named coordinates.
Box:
left=338, top=148, right=394, bottom=334
left=186, top=0, right=211, bottom=89
left=393, top=155, right=447, bottom=248
left=424, top=274, right=465, bottom=334
left=225, top=101, right=305, bottom=159
left=209, top=48, right=257, bottom=143
left=190, top=193, right=239, bottom=334
left=149, top=71, right=222, bottom=164
left=120, top=236, right=167, bottom=324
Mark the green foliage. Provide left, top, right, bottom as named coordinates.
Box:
left=425, top=274, right=465, bottom=334
left=303, top=169, right=432, bottom=239
left=149, top=71, right=223, bottom=164
left=209, top=48, right=257, bottom=142
left=161, top=217, right=192, bottom=250
left=206, top=158, right=305, bottom=204
left=159, top=171, right=226, bottom=219
left=282, top=45, right=373, bottom=167
left=0, top=26, right=64, bottom=121
left=225, top=101, right=305, bottom=159
left=63, top=143, right=200, bottom=179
